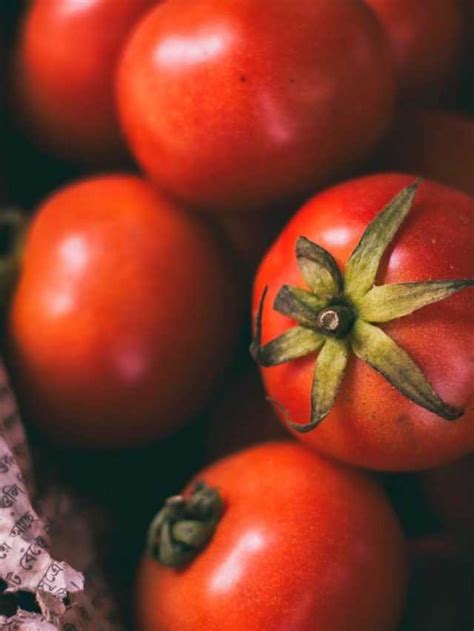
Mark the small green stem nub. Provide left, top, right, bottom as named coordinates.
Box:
left=147, top=481, right=223, bottom=568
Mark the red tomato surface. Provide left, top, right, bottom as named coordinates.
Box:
left=7, top=175, right=237, bottom=447
left=118, top=0, right=395, bottom=213
left=14, top=0, right=156, bottom=163
left=365, top=0, right=464, bottom=103
left=377, top=109, right=474, bottom=197
left=253, top=174, right=474, bottom=471
left=137, top=442, right=407, bottom=631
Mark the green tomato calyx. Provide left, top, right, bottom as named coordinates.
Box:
left=147, top=481, right=222, bottom=568
left=250, top=180, right=474, bottom=431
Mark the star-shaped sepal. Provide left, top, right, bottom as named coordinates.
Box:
left=251, top=181, right=474, bottom=432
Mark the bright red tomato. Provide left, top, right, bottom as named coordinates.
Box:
left=365, top=0, right=464, bottom=103
left=118, top=0, right=395, bottom=213
left=14, top=0, right=156, bottom=163
left=137, top=442, right=408, bottom=631
left=7, top=175, right=237, bottom=447
left=377, top=108, right=474, bottom=197
left=253, top=174, right=474, bottom=471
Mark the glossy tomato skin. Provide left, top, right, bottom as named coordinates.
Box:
left=14, top=0, right=156, bottom=163
left=137, top=442, right=407, bottom=631
left=118, top=0, right=395, bottom=213
left=253, top=174, right=474, bottom=471
left=365, top=0, right=464, bottom=103
left=7, top=175, right=237, bottom=447
left=377, top=109, right=474, bottom=198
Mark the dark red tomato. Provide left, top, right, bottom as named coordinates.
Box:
left=365, top=0, right=464, bottom=103
left=7, top=175, right=237, bottom=447
left=377, top=109, right=474, bottom=197
left=421, top=454, right=474, bottom=550
left=118, top=0, right=395, bottom=213
left=137, top=442, right=408, bottom=631
left=14, top=0, right=156, bottom=164
left=253, top=174, right=474, bottom=471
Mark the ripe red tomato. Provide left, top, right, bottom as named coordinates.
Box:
left=377, top=109, right=474, bottom=197
left=365, top=0, right=464, bottom=103
left=252, top=174, right=474, bottom=471
left=14, top=0, right=156, bottom=163
left=137, top=442, right=407, bottom=631
left=7, top=175, right=237, bottom=447
left=118, top=0, right=395, bottom=213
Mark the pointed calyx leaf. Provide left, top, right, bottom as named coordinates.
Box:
left=344, top=180, right=420, bottom=301
left=296, top=236, right=343, bottom=297
left=251, top=325, right=324, bottom=367
left=273, top=285, right=326, bottom=327
left=351, top=320, right=461, bottom=420
left=250, top=287, right=324, bottom=366
left=358, top=279, right=474, bottom=323
left=290, top=338, right=349, bottom=433
left=147, top=482, right=222, bottom=567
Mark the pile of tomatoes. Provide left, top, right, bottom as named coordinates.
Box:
left=0, top=1, right=473, bottom=629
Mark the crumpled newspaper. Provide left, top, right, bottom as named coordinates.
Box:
left=0, top=361, right=123, bottom=630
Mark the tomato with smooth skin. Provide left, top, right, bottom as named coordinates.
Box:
left=365, top=0, right=464, bottom=103
left=14, top=0, right=156, bottom=164
left=118, top=0, right=395, bottom=213
left=7, top=175, right=237, bottom=447
left=137, top=442, right=408, bottom=631
left=252, top=174, right=474, bottom=471
left=376, top=109, right=474, bottom=198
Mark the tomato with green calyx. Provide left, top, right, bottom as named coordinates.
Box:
left=137, top=442, right=408, bottom=631
left=117, top=0, right=394, bottom=213
left=6, top=174, right=237, bottom=448
left=252, top=174, right=474, bottom=471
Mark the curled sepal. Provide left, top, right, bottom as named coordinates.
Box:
left=250, top=287, right=324, bottom=366
left=296, top=236, right=343, bottom=298
left=357, top=279, right=474, bottom=323
left=273, top=285, right=326, bottom=327
left=147, top=481, right=223, bottom=567
left=251, top=325, right=324, bottom=367
left=291, top=338, right=349, bottom=433
left=344, top=180, right=420, bottom=301
left=351, top=320, right=462, bottom=420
